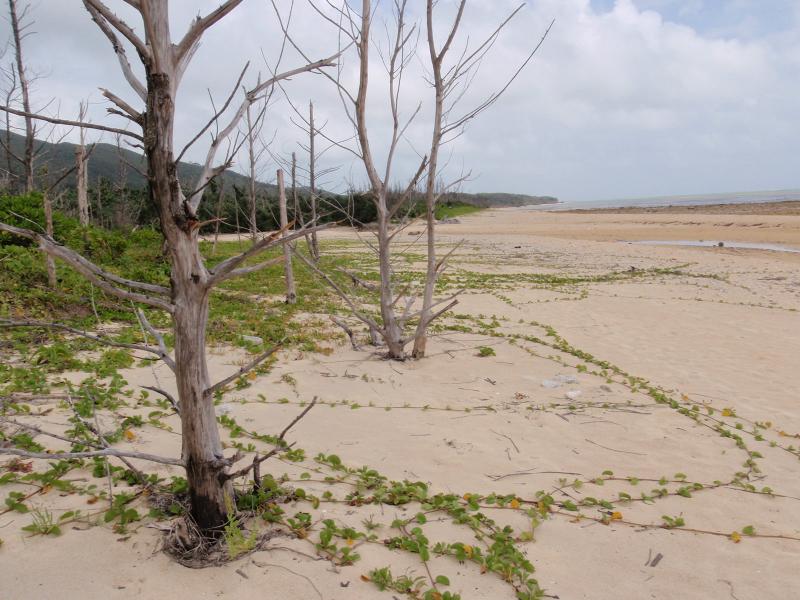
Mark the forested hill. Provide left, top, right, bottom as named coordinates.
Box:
left=443, top=191, right=557, bottom=207
left=0, top=129, right=274, bottom=193
left=0, top=130, right=556, bottom=206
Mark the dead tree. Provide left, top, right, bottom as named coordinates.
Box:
left=0, top=0, right=337, bottom=535
left=308, top=101, right=320, bottom=260
left=7, top=0, right=33, bottom=192
left=277, top=168, right=296, bottom=304
left=1, top=53, right=19, bottom=186
left=75, top=101, right=90, bottom=227
left=411, top=2, right=553, bottom=357
left=278, top=1, right=550, bottom=360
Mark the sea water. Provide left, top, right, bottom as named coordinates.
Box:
left=525, top=189, right=800, bottom=211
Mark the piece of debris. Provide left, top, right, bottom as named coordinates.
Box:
left=565, top=390, right=582, bottom=401
left=541, top=374, right=579, bottom=388
left=241, top=334, right=263, bottom=345
left=645, top=550, right=664, bottom=567
left=215, top=403, right=234, bottom=416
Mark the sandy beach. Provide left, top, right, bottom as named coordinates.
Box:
left=3, top=206, right=799, bottom=600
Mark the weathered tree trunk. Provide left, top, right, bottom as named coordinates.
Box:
left=76, top=103, right=89, bottom=227
left=308, top=102, right=320, bottom=260
left=277, top=169, right=296, bottom=304
left=144, top=65, right=231, bottom=533
left=413, top=3, right=447, bottom=358
left=171, top=253, right=230, bottom=533
left=354, top=1, right=406, bottom=360
left=376, top=197, right=405, bottom=358
left=292, top=151, right=313, bottom=253
left=8, top=0, right=34, bottom=193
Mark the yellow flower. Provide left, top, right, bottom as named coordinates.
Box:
left=730, top=531, right=741, bottom=543
left=463, top=493, right=471, bottom=501
left=721, top=408, right=733, bottom=417
left=463, top=544, right=473, bottom=558
left=346, top=538, right=354, bottom=547
left=509, top=498, right=521, bottom=509
left=123, top=429, right=136, bottom=441
left=610, top=511, right=623, bottom=521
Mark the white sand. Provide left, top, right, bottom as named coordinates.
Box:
left=3, top=208, right=799, bottom=599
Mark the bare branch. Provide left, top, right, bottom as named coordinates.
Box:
left=206, top=342, right=283, bottom=397
left=82, top=0, right=149, bottom=62
left=0, top=446, right=184, bottom=467
left=330, top=315, right=360, bottom=350
left=141, top=386, right=180, bottom=414
left=292, top=247, right=381, bottom=332
left=176, top=62, right=248, bottom=164
left=207, top=223, right=332, bottom=286
left=176, top=1, right=245, bottom=65
left=187, top=55, right=341, bottom=213
left=0, top=222, right=174, bottom=313
left=100, top=88, right=142, bottom=123
left=225, top=397, right=318, bottom=482
left=134, top=308, right=176, bottom=372
left=83, top=1, right=146, bottom=100
left=0, top=319, right=173, bottom=366
left=0, top=105, right=143, bottom=140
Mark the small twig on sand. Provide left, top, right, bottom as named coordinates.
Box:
left=257, top=562, right=323, bottom=600
left=585, top=438, right=646, bottom=456
left=490, top=429, right=520, bottom=453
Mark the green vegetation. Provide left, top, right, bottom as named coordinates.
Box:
left=435, top=201, right=483, bottom=220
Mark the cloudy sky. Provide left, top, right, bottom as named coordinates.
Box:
left=4, top=0, right=799, bottom=202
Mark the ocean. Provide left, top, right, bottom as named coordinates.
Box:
left=526, top=189, right=800, bottom=211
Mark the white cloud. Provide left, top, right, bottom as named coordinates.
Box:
left=2, top=0, right=799, bottom=201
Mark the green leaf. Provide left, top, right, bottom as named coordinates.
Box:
left=435, top=575, right=450, bottom=586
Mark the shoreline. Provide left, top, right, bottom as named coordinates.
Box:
left=552, top=200, right=800, bottom=216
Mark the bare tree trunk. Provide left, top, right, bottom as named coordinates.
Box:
left=413, top=0, right=450, bottom=358
left=144, top=66, right=232, bottom=533
left=355, top=1, right=406, bottom=359
left=8, top=0, right=34, bottom=193
left=3, top=68, right=16, bottom=187
left=376, top=200, right=405, bottom=358
left=308, top=101, right=320, bottom=260
left=277, top=168, right=296, bottom=304
left=75, top=102, right=90, bottom=226
left=292, top=150, right=312, bottom=253
left=43, top=190, right=56, bottom=287
left=246, top=103, right=257, bottom=241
